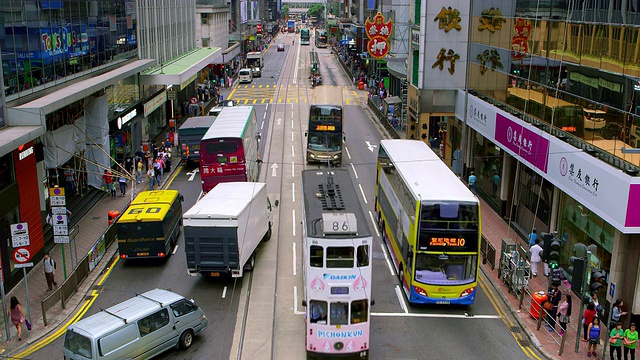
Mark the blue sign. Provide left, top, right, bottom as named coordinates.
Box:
left=609, top=282, right=616, bottom=298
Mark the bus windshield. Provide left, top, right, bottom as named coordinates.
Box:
left=414, top=254, right=477, bottom=285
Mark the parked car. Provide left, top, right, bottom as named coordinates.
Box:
left=600, top=122, right=623, bottom=140
left=208, top=99, right=237, bottom=117
left=277, top=44, right=285, bottom=52
left=583, top=108, right=607, bottom=131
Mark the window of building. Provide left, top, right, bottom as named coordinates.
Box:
left=0, top=153, right=14, bottom=191
left=201, top=13, right=209, bottom=24
left=203, top=38, right=210, bottom=47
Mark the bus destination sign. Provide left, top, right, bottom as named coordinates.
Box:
left=315, top=124, right=336, bottom=131
left=418, top=231, right=478, bottom=252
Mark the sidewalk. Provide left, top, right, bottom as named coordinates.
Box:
left=479, top=196, right=604, bottom=360
left=0, top=87, right=233, bottom=356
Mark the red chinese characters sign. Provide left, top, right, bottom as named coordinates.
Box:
left=511, top=18, right=531, bottom=60
left=365, top=12, right=393, bottom=59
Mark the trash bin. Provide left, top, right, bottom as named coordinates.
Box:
left=530, top=291, right=548, bottom=319
left=108, top=210, right=120, bottom=225
left=358, top=81, right=364, bottom=90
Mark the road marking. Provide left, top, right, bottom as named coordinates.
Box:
left=365, top=140, right=377, bottom=152
left=368, top=211, right=380, bottom=237
left=345, top=146, right=352, bottom=159
left=292, top=210, right=296, bottom=236
left=277, top=118, right=282, bottom=126
left=291, top=131, right=294, bottom=142
left=379, top=243, right=394, bottom=275
left=172, top=245, right=179, bottom=255
left=293, top=286, right=305, bottom=315
left=292, top=183, right=296, bottom=202
left=395, top=285, right=409, bottom=314
left=293, top=41, right=300, bottom=84
left=222, top=286, right=227, bottom=299
left=266, top=103, right=269, bottom=111
left=291, top=118, right=294, bottom=129
left=292, top=145, right=295, bottom=157
left=271, top=163, right=278, bottom=177
left=350, top=163, right=359, bottom=179
left=358, top=184, right=368, bottom=204
left=263, top=112, right=267, bottom=119
left=261, top=120, right=265, bottom=130
left=292, top=161, right=295, bottom=177
left=293, top=242, right=297, bottom=276
left=371, top=312, right=502, bottom=319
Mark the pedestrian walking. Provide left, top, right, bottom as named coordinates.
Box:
left=63, top=164, right=77, bottom=196
left=546, top=283, right=561, bottom=332
left=43, top=252, right=57, bottom=291
left=137, top=160, right=144, bottom=183
left=623, top=323, right=638, bottom=360
left=147, top=168, right=155, bottom=191
left=468, top=171, right=477, bottom=191
left=492, top=172, right=501, bottom=197
left=612, top=299, right=628, bottom=324
left=8, top=296, right=25, bottom=341
left=102, top=169, right=113, bottom=192
left=557, top=293, right=571, bottom=337
left=119, top=176, right=127, bottom=197
left=583, top=303, right=597, bottom=342
left=610, top=322, right=624, bottom=360
left=587, top=317, right=602, bottom=358
left=529, top=241, right=543, bottom=276
left=528, top=228, right=538, bottom=247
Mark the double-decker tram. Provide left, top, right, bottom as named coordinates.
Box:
left=305, top=87, right=344, bottom=165
left=301, top=169, right=372, bottom=360
left=301, top=27, right=311, bottom=45
left=315, top=29, right=328, bottom=48
left=375, top=139, right=481, bottom=305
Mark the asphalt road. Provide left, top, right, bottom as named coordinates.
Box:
left=32, top=31, right=541, bottom=360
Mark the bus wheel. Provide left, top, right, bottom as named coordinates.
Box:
left=263, top=223, right=272, bottom=241
left=179, top=330, right=194, bottom=350
left=398, top=268, right=404, bottom=285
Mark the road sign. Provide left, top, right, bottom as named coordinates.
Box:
left=53, top=225, right=69, bottom=236
left=51, top=207, right=68, bottom=215
left=190, top=96, right=198, bottom=104
left=52, top=214, right=68, bottom=226
left=50, top=196, right=66, bottom=206
left=14, top=263, right=34, bottom=269
left=10, top=223, right=29, bottom=237
left=54, top=236, right=70, bottom=244
left=11, top=235, right=30, bottom=248
left=13, top=248, right=30, bottom=263
left=49, top=187, right=66, bottom=197
left=609, top=282, right=616, bottom=298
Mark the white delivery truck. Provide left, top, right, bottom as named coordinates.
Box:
left=183, top=182, right=273, bottom=277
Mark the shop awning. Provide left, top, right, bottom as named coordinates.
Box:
left=387, top=58, right=408, bottom=78
left=210, top=43, right=241, bottom=64
left=0, top=125, right=44, bottom=158
left=384, top=96, right=403, bottom=105
left=140, top=47, right=221, bottom=89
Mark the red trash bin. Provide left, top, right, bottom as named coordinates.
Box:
left=530, top=291, right=548, bottom=319
left=108, top=210, right=120, bottom=225
left=358, top=81, right=364, bottom=90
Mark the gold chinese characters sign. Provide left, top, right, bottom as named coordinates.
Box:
left=477, top=49, right=503, bottom=75
left=432, top=48, right=460, bottom=75
left=365, top=12, right=393, bottom=59
left=478, top=7, right=506, bottom=33
left=434, top=7, right=462, bottom=33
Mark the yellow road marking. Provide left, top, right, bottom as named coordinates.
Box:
left=252, top=99, right=257, bottom=104
left=278, top=98, right=283, bottom=103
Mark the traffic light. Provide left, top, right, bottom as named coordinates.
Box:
left=568, top=256, right=585, bottom=293
left=548, top=238, right=561, bottom=269
left=590, top=269, right=605, bottom=291
left=541, top=232, right=553, bottom=262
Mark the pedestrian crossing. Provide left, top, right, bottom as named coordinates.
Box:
left=229, top=84, right=363, bottom=105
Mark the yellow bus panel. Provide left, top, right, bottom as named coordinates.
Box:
left=117, top=203, right=172, bottom=223
left=131, top=190, right=180, bottom=206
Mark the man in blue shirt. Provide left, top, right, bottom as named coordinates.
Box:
left=468, top=171, right=477, bottom=191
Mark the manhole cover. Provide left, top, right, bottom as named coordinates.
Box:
left=518, top=339, right=530, bottom=347
left=92, top=216, right=100, bottom=220
left=510, top=326, right=521, bottom=333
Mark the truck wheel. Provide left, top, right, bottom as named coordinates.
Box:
left=179, top=330, right=194, bottom=350
left=263, top=224, right=272, bottom=241
left=244, top=254, right=256, bottom=271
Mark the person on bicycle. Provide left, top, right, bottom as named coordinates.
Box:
left=292, top=39, right=294, bottom=45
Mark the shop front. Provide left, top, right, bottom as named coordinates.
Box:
left=142, top=90, right=167, bottom=142
left=457, top=89, right=640, bottom=323
left=109, top=103, right=143, bottom=165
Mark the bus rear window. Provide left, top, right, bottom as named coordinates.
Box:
left=204, top=141, right=238, bottom=154
left=118, top=223, right=163, bottom=239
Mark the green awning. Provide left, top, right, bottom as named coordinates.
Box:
left=140, top=47, right=221, bottom=89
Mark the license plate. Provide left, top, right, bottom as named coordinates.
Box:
left=436, top=300, right=451, bottom=305
left=210, top=272, right=220, bottom=277
left=137, top=252, right=149, bottom=257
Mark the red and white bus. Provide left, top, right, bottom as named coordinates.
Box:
left=301, top=169, right=372, bottom=360
left=199, top=106, right=261, bottom=193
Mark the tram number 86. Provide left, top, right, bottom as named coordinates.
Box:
left=333, top=221, right=350, bottom=231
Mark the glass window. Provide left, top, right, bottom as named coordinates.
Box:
left=309, top=300, right=327, bottom=324
left=350, top=300, right=368, bottom=324
left=137, top=309, right=170, bottom=337
left=0, top=153, right=14, bottom=190
left=356, top=245, right=369, bottom=267
left=64, top=330, right=92, bottom=358
left=414, top=254, right=477, bottom=285
left=204, top=141, right=239, bottom=154
left=170, top=300, right=197, bottom=318
left=330, top=302, right=348, bottom=325
left=310, top=245, right=323, bottom=267
left=326, top=246, right=354, bottom=268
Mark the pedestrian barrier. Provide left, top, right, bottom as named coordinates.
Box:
left=40, top=210, right=121, bottom=326
left=366, top=98, right=401, bottom=139
left=486, top=242, right=496, bottom=271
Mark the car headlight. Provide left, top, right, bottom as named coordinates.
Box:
left=309, top=154, right=315, bottom=158
left=333, top=154, right=340, bottom=159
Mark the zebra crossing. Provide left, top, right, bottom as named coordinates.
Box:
left=228, top=84, right=364, bottom=105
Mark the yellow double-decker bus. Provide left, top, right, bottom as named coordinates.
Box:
left=376, top=139, right=481, bottom=305
left=117, top=190, right=184, bottom=260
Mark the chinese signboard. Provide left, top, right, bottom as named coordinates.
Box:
left=511, top=18, right=532, bottom=60
left=365, top=12, right=393, bottom=59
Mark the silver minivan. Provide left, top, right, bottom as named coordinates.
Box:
left=63, top=289, right=207, bottom=360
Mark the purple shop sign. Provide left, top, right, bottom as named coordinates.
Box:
left=626, top=184, right=640, bottom=228
left=494, top=114, right=550, bottom=173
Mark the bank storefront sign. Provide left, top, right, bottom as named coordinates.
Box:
left=456, top=89, right=640, bottom=234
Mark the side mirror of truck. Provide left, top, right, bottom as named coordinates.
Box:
left=274, top=200, right=279, bottom=208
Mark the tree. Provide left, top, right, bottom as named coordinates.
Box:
left=308, top=4, right=324, bottom=19
left=282, top=5, right=289, bottom=19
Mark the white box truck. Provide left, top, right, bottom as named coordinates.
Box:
left=183, top=182, right=273, bottom=277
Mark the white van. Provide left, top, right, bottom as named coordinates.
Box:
left=239, top=68, right=253, bottom=83
left=583, top=108, right=606, bottom=130
left=63, top=289, right=207, bottom=360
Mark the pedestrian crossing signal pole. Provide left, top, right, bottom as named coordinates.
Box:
left=574, top=251, right=591, bottom=353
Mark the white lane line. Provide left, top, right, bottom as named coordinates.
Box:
left=371, top=312, right=502, bottom=319
left=292, top=161, right=295, bottom=177
left=222, top=286, right=227, bottom=298
left=345, top=146, right=352, bottom=159
left=350, top=163, right=359, bottom=179
left=263, top=111, right=267, bottom=119
left=291, top=118, right=294, bottom=129
left=369, top=211, right=380, bottom=237
left=198, top=190, right=204, bottom=201
left=293, top=286, right=305, bottom=315
left=292, top=145, right=295, bottom=157
left=291, top=131, right=294, bottom=142
left=292, top=210, right=296, bottom=236
left=266, top=103, right=269, bottom=111
left=395, top=285, right=409, bottom=314
left=292, top=183, right=296, bottom=203
left=261, top=120, right=265, bottom=130
left=293, top=44, right=300, bottom=84
left=379, top=243, right=394, bottom=275
left=292, top=111, right=294, bottom=119
left=172, top=245, right=179, bottom=255
left=358, top=184, right=368, bottom=204
left=293, top=242, right=297, bottom=276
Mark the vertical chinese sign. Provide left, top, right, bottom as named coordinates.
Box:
left=365, top=12, right=393, bottom=59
